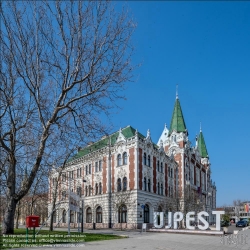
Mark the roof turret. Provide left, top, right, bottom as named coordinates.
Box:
left=169, top=96, right=187, bottom=135
left=197, top=127, right=209, bottom=158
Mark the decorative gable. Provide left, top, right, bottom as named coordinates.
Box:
left=116, top=128, right=126, bottom=143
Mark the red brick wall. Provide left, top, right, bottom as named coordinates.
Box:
left=103, top=156, right=107, bottom=194
left=179, top=141, right=184, bottom=148
left=129, top=148, right=135, bottom=190
left=174, top=154, right=182, bottom=197
left=153, top=156, right=156, bottom=193
left=139, top=148, right=142, bottom=190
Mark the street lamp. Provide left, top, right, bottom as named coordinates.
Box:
left=81, top=179, right=87, bottom=233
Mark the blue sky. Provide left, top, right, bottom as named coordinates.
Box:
left=110, top=1, right=250, bottom=206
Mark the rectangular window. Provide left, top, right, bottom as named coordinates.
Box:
left=95, top=162, right=98, bottom=172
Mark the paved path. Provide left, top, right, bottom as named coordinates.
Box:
left=10, top=228, right=250, bottom=250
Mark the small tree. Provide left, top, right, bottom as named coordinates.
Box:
left=162, top=186, right=204, bottom=228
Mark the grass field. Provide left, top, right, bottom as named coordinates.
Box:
left=0, top=228, right=125, bottom=249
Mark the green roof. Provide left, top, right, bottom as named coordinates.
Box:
left=69, top=126, right=149, bottom=163
left=169, top=98, right=186, bottom=135
left=198, top=131, right=208, bottom=158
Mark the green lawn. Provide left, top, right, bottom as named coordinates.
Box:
left=0, top=229, right=125, bottom=249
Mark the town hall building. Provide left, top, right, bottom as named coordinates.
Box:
left=48, top=94, right=217, bottom=229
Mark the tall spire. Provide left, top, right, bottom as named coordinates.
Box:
left=198, top=129, right=209, bottom=158
left=169, top=95, right=186, bottom=135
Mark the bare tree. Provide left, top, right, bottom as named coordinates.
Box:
left=0, top=0, right=136, bottom=234
left=162, top=186, right=204, bottom=228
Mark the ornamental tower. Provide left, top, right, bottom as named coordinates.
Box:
left=158, top=91, right=188, bottom=197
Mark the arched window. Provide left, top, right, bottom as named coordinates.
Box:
left=117, top=178, right=121, bottom=191
left=161, top=183, right=163, bottom=195
left=144, top=153, right=147, bottom=165
left=144, top=177, right=147, bottom=191
left=70, top=210, right=74, bottom=223
left=118, top=205, right=127, bottom=223
left=123, top=177, right=127, bottom=191
left=88, top=185, right=91, bottom=196
left=157, top=182, right=160, bottom=195
left=144, top=204, right=149, bottom=223
left=86, top=207, right=92, bottom=223
left=148, top=155, right=151, bottom=167
left=96, top=206, right=102, bottom=223
left=89, top=164, right=91, bottom=174
left=148, top=179, right=151, bottom=192
left=95, top=183, right=98, bottom=195
left=157, top=161, right=159, bottom=171
left=99, top=182, right=102, bottom=194
left=62, top=210, right=66, bottom=223
left=117, top=154, right=122, bottom=166
left=123, top=152, right=127, bottom=165
left=160, top=162, right=163, bottom=173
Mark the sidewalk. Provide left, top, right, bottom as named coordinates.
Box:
left=11, top=228, right=250, bottom=250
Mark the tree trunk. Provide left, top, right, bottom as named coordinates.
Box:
left=49, top=212, right=54, bottom=231
left=2, top=196, right=18, bottom=234
left=15, top=202, right=20, bottom=229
